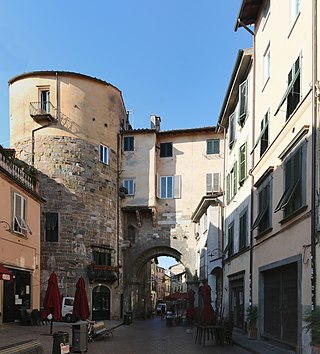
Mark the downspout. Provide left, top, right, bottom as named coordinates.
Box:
left=116, top=133, right=121, bottom=287
left=249, top=42, right=256, bottom=309
left=311, top=0, right=318, bottom=309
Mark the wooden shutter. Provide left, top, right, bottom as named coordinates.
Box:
left=213, top=173, right=220, bottom=192
left=173, top=175, right=181, bottom=199
left=206, top=173, right=213, bottom=193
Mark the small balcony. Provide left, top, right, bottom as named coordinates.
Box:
left=29, top=102, right=56, bottom=123
left=87, top=264, right=118, bottom=284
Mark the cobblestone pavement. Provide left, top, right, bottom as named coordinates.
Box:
left=0, top=316, right=250, bottom=354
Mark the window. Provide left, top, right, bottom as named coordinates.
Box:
left=239, top=209, right=248, bottom=250
left=286, top=57, right=301, bottom=119
left=123, top=179, right=135, bottom=195
left=207, top=139, right=220, bottom=154
left=124, top=136, right=134, bottom=151
left=229, top=112, right=236, bottom=148
left=227, top=222, right=234, bottom=257
left=45, top=212, right=58, bottom=242
left=93, top=250, right=111, bottom=266
left=226, top=162, right=237, bottom=204
left=274, top=144, right=305, bottom=218
left=239, top=143, right=247, bottom=184
left=263, top=44, right=270, bottom=85
left=160, top=142, right=173, bottom=157
left=238, top=80, right=248, bottom=125
left=252, top=178, right=272, bottom=234
left=260, top=110, right=269, bottom=156
left=226, top=174, right=230, bottom=204
left=275, top=55, right=301, bottom=120
left=206, top=173, right=220, bottom=194
left=40, top=89, right=50, bottom=113
left=291, top=0, right=300, bottom=24
left=159, top=175, right=181, bottom=199
left=252, top=110, right=269, bottom=157
left=13, top=193, right=29, bottom=236
left=232, top=162, right=238, bottom=197
left=99, top=144, right=109, bottom=165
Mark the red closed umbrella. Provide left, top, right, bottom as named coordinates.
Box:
left=200, top=281, right=215, bottom=325
left=42, top=272, right=62, bottom=334
left=73, top=277, right=89, bottom=321
left=186, top=289, right=195, bottom=324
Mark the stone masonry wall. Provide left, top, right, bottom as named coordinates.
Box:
left=14, top=136, right=122, bottom=316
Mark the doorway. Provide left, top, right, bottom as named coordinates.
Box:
left=92, top=285, right=110, bottom=320
left=3, top=269, right=31, bottom=323
left=263, top=262, right=298, bottom=346
left=229, top=278, right=244, bottom=329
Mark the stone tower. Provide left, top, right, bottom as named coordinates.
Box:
left=9, top=71, right=128, bottom=320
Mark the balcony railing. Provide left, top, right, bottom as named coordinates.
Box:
left=0, top=148, right=37, bottom=192
left=87, top=264, right=118, bottom=284
left=29, top=101, right=56, bottom=123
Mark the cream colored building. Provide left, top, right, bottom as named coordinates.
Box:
left=8, top=71, right=128, bottom=321
left=120, top=117, right=224, bottom=317
left=235, top=0, right=318, bottom=351
left=0, top=146, right=42, bottom=323
left=217, top=48, right=253, bottom=330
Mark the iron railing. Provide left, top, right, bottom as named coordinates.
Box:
left=0, top=149, right=37, bottom=192
left=29, top=101, right=56, bottom=122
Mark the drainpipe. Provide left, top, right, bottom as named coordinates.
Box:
left=116, top=133, right=121, bottom=287
left=311, top=0, right=318, bottom=309
left=249, top=41, right=256, bottom=309
left=31, top=124, right=51, bottom=166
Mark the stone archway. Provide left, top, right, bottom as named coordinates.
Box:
left=123, top=245, right=197, bottom=319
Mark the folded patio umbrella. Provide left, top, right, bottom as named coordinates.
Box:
left=42, top=272, right=62, bottom=334
left=73, top=277, right=89, bottom=321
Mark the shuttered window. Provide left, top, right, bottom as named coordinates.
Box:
left=159, top=175, right=181, bottom=199
left=239, top=143, right=247, bottom=184
left=206, top=173, right=220, bottom=194
left=238, top=80, right=248, bottom=125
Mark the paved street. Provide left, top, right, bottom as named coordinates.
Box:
left=0, top=316, right=251, bottom=354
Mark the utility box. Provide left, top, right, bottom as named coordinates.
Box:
left=72, top=323, right=88, bottom=353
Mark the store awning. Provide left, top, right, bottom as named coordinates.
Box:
left=164, top=292, right=189, bottom=301
left=0, top=264, right=13, bottom=281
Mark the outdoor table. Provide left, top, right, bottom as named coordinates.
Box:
left=194, top=323, right=225, bottom=347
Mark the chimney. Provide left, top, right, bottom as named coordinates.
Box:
left=150, top=115, right=161, bottom=132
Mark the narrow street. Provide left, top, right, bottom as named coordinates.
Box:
left=0, top=317, right=251, bottom=354
left=85, top=317, right=250, bottom=354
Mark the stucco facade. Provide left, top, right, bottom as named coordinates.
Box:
left=235, top=0, right=318, bottom=352
left=121, top=120, right=224, bottom=318
left=8, top=71, right=128, bottom=320
left=0, top=147, right=42, bottom=324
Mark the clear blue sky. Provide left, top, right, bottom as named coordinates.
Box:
left=0, top=1, right=251, bottom=147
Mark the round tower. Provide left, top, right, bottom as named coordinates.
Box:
left=9, top=71, right=128, bottom=320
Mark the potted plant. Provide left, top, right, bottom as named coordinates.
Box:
left=246, top=305, right=258, bottom=340
left=305, top=306, right=320, bottom=353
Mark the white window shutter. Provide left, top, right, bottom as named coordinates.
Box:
left=173, top=175, right=181, bottom=199
left=213, top=173, right=220, bottom=192
left=206, top=173, right=213, bottom=193
left=156, top=174, right=160, bottom=198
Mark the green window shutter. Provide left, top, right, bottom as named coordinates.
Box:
left=239, top=143, right=247, bottom=183
left=226, top=174, right=230, bottom=204
left=233, top=161, right=237, bottom=196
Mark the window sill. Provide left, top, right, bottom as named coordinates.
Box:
left=279, top=204, right=308, bottom=225
left=255, top=227, right=273, bottom=239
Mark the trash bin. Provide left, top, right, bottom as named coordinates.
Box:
left=72, top=323, right=88, bottom=353
left=127, top=311, right=133, bottom=324
left=52, top=331, right=70, bottom=354
left=123, top=313, right=131, bottom=325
